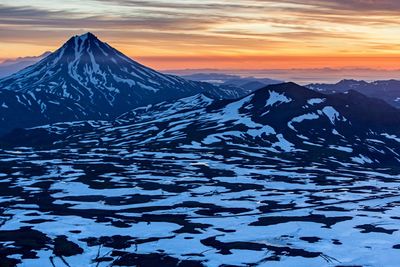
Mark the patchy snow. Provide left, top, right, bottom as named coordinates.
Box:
left=351, top=154, right=373, bottom=164
left=266, top=91, right=292, bottom=106
left=247, top=125, right=276, bottom=137
left=329, top=145, right=353, bottom=153
left=307, top=98, right=325, bottom=105
left=322, top=106, right=346, bottom=125
left=288, top=113, right=320, bottom=131
left=382, top=133, right=400, bottom=143
left=273, top=134, right=296, bottom=152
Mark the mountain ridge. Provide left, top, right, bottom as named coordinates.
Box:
left=3, top=82, right=400, bottom=167
left=307, top=79, right=400, bottom=108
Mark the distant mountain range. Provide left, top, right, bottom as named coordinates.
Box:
left=3, top=82, right=400, bottom=167
left=182, top=73, right=283, bottom=94
left=307, top=79, right=400, bottom=108
left=0, top=33, right=245, bottom=134
left=0, top=52, right=51, bottom=78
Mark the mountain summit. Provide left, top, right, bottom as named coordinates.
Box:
left=0, top=33, right=243, bottom=134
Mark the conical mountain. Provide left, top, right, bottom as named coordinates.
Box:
left=0, top=33, right=243, bottom=134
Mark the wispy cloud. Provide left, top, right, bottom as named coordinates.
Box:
left=1, top=0, right=400, bottom=69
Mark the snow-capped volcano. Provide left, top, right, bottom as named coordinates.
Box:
left=0, top=33, right=243, bottom=134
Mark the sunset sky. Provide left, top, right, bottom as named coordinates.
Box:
left=1, top=0, right=400, bottom=70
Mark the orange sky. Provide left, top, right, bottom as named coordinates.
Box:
left=1, top=0, right=400, bottom=70
left=136, top=56, right=400, bottom=71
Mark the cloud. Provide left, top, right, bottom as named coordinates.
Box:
left=1, top=0, right=400, bottom=69
left=274, top=0, right=400, bottom=12
left=0, top=4, right=216, bottom=30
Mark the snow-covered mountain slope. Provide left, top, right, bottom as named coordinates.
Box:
left=2, top=83, right=400, bottom=266
left=0, top=90, right=90, bottom=135
left=0, top=33, right=243, bottom=134
left=4, top=82, right=400, bottom=167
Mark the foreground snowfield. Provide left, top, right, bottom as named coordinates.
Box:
left=1, top=146, right=400, bottom=267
